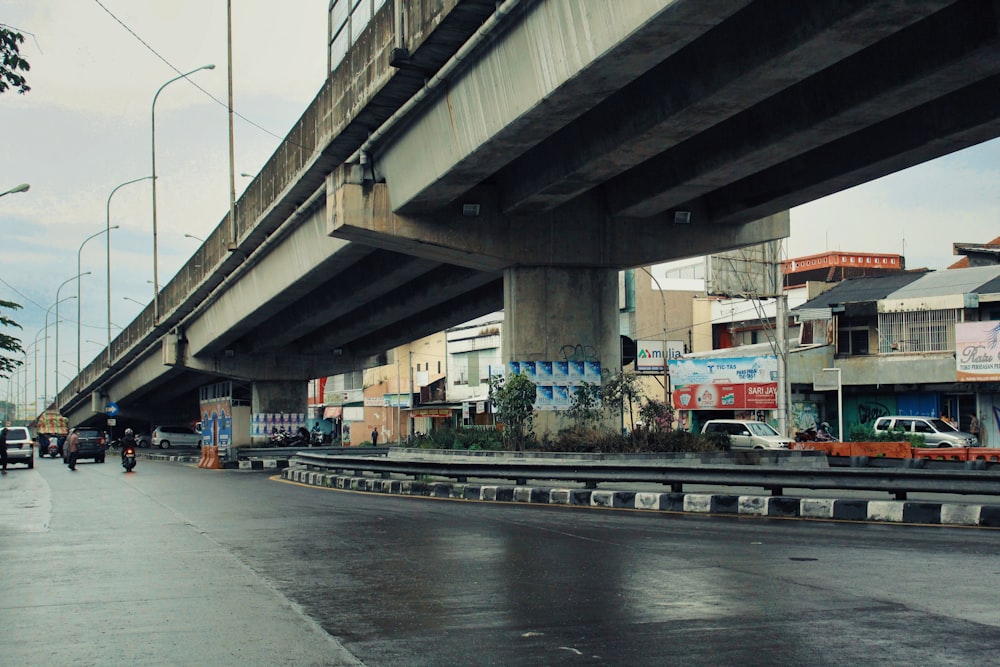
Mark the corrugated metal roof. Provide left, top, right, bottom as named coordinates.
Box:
left=885, top=265, right=1000, bottom=299
left=793, top=272, right=926, bottom=310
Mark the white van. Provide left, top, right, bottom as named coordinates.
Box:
left=872, top=416, right=978, bottom=447
left=701, top=419, right=792, bottom=450
left=150, top=425, right=202, bottom=449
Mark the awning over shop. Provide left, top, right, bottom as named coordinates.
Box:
left=323, top=406, right=343, bottom=419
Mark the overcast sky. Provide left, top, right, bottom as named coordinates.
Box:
left=2, top=1, right=999, bottom=394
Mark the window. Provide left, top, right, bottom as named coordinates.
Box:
left=836, top=326, right=869, bottom=356
left=878, top=309, right=959, bottom=353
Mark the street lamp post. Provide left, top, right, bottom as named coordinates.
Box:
left=31, top=329, right=48, bottom=418
left=43, top=297, right=73, bottom=409
left=107, top=176, right=153, bottom=364
left=78, top=226, right=118, bottom=377
left=0, top=183, right=29, bottom=197
left=151, top=64, right=215, bottom=321
left=54, top=274, right=88, bottom=402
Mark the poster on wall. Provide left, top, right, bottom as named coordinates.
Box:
left=507, top=360, right=602, bottom=411
left=669, top=356, right=778, bottom=410
left=251, top=412, right=306, bottom=438
left=200, top=398, right=233, bottom=454
left=956, top=321, right=1000, bottom=381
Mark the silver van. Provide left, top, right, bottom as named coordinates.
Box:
left=872, top=416, right=978, bottom=448
left=701, top=419, right=792, bottom=450
left=151, top=425, right=202, bottom=449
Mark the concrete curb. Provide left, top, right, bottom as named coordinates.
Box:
left=280, top=466, right=1000, bottom=528
left=136, top=452, right=290, bottom=470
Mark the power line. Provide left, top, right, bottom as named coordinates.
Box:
left=90, top=0, right=317, bottom=152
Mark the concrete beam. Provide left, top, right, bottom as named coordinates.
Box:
left=330, top=176, right=788, bottom=269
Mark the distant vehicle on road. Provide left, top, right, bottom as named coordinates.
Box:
left=67, top=427, right=107, bottom=463
left=151, top=425, right=201, bottom=449
left=872, top=416, right=978, bottom=448
left=3, top=426, right=34, bottom=469
left=701, top=419, right=793, bottom=450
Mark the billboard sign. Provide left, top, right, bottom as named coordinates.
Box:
left=669, top=355, right=778, bottom=410
left=956, top=321, right=1000, bottom=382
left=636, top=340, right=685, bottom=373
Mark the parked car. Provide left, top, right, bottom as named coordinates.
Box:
left=151, top=425, right=201, bottom=449
left=872, top=416, right=978, bottom=448
left=701, top=419, right=793, bottom=450
left=67, top=427, right=107, bottom=463
left=2, top=426, right=34, bottom=469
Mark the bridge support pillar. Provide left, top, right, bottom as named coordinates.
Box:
left=252, top=381, right=308, bottom=445
left=502, top=266, right=621, bottom=437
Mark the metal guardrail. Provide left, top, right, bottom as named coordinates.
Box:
left=238, top=446, right=390, bottom=459
left=289, top=451, right=1000, bottom=500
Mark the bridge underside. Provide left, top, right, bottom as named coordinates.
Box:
left=64, top=0, right=1000, bottom=428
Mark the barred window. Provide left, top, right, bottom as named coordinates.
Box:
left=878, top=309, right=960, bottom=353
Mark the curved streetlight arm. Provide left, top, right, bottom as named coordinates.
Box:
left=151, top=64, right=215, bottom=321
left=78, top=227, right=118, bottom=377
left=107, top=176, right=153, bottom=362
left=54, top=273, right=88, bottom=402
left=44, top=295, right=75, bottom=409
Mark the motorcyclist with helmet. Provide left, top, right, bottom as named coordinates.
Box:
left=120, top=428, right=138, bottom=464
left=815, top=422, right=834, bottom=442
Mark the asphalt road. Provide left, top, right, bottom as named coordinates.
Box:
left=2, top=456, right=1000, bottom=666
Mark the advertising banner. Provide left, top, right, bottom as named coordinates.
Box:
left=669, top=356, right=778, bottom=410
left=956, top=321, right=1000, bottom=382
left=507, top=360, right=602, bottom=410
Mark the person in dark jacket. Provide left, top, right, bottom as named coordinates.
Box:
left=0, top=422, right=8, bottom=474
left=66, top=428, right=80, bottom=471
left=371, top=427, right=378, bottom=446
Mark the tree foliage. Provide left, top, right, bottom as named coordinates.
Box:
left=603, top=370, right=646, bottom=432
left=0, top=300, right=25, bottom=378
left=488, top=372, right=536, bottom=451
left=1, top=27, right=31, bottom=95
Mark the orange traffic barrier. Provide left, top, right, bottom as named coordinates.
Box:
left=966, top=447, right=1000, bottom=462
left=197, top=445, right=208, bottom=468
left=206, top=446, right=222, bottom=469
left=911, top=447, right=968, bottom=462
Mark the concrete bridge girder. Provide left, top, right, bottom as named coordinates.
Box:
left=376, top=0, right=1000, bottom=232
left=329, top=175, right=789, bottom=270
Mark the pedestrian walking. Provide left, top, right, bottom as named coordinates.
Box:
left=66, top=428, right=80, bottom=471
left=371, top=427, right=378, bottom=446
left=0, top=421, right=9, bottom=474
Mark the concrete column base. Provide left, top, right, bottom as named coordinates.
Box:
left=502, top=266, right=621, bottom=438
left=251, top=381, right=308, bottom=445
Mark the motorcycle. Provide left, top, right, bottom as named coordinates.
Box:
left=47, top=439, right=61, bottom=458
left=121, top=445, right=137, bottom=472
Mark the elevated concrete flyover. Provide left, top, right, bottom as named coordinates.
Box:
left=60, top=0, right=1000, bottom=434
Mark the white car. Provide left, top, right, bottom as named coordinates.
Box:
left=150, top=425, right=202, bottom=449
left=3, top=426, right=34, bottom=468
left=701, top=419, right=793, bottom=450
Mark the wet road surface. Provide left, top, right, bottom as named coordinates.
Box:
left=2, top=456, right=999, bottom=666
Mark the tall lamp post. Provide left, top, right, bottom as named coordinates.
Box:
left=151, top=64, right=215, bottom=321
left=44, top=296, right=73, bottom=409
left=107, top=176, right=153, bottom=363
left=0, top=182, right=29, bottom=197
left=30, top=329, right=48, bottom=418
left=78, top=226, right=118, bottom=377
left=54, top=274, right=88, bottom=402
